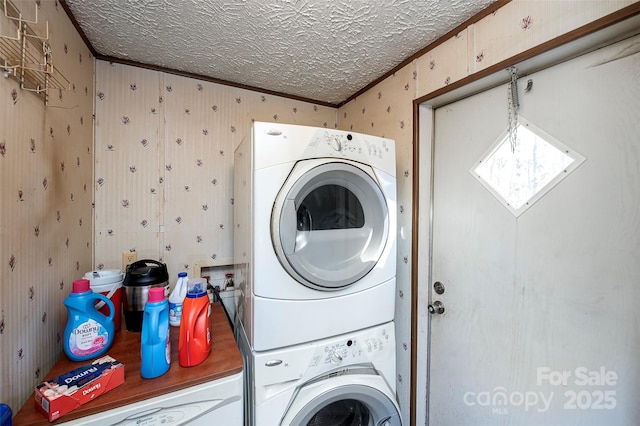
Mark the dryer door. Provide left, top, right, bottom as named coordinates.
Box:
left=272, top=159, right=389, bottom=290
left=280, top=373, right=402, bottom=426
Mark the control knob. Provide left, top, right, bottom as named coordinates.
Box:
left=329, top=346, right=346, bottom=364
left=330, top=137, right=342, bottom=152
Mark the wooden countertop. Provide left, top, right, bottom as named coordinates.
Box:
left=14, top=302, right=243, bottom=425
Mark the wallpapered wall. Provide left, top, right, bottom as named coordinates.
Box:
left=94, top=62, right=337, bottom=277
left=338, top=65, right=416, bottom=416
left=0, top=0, right=95, bottom=412
left=92, top=59, right=419, bottom=417
left=415, top=0, right=634, bottom=96
left=1, top=0, right=633, bottom=418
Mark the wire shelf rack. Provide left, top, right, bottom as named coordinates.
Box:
left=1, top=0, right=70, bottom=105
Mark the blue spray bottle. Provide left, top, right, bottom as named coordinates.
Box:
left=140, top=287, right=171, bottom=379
left=63, top=279, right=115, bottom=362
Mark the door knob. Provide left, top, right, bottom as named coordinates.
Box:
left=428, top=301, right=445, bottom=315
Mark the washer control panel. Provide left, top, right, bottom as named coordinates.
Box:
left=309, top=324, right=392, bottom=371
left=255, top=322, right=396, bottom=388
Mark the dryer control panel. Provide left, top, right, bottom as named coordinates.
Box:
left=253, top=121, right=396, bottom=179
left=305, top=129, right=393, bottom=170
left=316, top=131, right=359, bottom=155
left=325, top=133, right=356, bottom=154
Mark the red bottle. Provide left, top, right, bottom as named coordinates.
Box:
left=178, top=278, right=211, bottom=367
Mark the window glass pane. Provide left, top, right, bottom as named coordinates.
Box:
left=472, top=119, right=584, bottom=215
left=297, top=185, right=365, bottom=231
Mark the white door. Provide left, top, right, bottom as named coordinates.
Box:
left=427, top=35, right=640, bottom=425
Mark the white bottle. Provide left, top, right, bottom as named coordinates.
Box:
left=169, top=272, right=188, bottom=327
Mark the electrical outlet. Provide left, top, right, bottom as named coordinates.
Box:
left=122, top=251, right=138, bottom=272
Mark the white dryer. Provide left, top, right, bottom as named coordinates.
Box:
left=238, top=321, right=402, bottom=426
left=234, top=122, right=397, bottom=351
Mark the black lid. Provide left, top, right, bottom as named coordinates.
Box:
left=123, top=259, right=168, bottom=286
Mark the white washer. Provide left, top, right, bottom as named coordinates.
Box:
left=57, top=372, right=243, bottom=425
left=234, top=122, right=397, bottom=351
left=238, top=321, right=402, bottom=426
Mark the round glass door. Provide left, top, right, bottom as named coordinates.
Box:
left=272, top=160, right=389, bottom=290
left=307, top=399, right=371, bottom=425
left=285, top=383, right=401, bottom=426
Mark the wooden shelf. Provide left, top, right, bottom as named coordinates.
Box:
left=13, top=302, right=243, bottom=425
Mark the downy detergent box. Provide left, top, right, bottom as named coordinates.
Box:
left=34, top=355, right=124, bottom=422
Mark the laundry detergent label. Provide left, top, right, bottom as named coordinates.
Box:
left=68, top=319, right=109, bottom=357
left=169, top=302, right=182, bottom=320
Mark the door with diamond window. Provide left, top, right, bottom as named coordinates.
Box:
left=427, top=35, right=640, bottom=425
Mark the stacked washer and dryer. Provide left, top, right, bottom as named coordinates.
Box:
left=233, top=122, right=401, bottom=426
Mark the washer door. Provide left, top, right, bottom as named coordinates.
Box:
left=280, top=373, right=402, bottom=426
left=272, top=159, right=389, bottom=290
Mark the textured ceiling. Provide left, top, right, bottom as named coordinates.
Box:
left=63, top=0, right=496, bottom=105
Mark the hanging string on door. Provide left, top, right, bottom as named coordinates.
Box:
left=507, top=66, right=520, bottom=153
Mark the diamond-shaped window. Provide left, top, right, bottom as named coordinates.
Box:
left=471, top=117, right=585, bottom=217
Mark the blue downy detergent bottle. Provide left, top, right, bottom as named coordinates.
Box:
left=63, top=279, right=115, bottom=362
left=0, top=403, right=12, bottom=426
left=140, top=287, right=171, bottom=379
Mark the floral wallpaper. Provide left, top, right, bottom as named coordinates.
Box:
left=94, top=62, right=337, bottom=280
left=470, top=0, right=635, bottom=75
left=0, top=0, right=94, bottom=412
left=1, top=0, right=633, bottom=420
left=338, top=64, right=416, bottom=419
left=416, top=0, right=634, bottom=96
